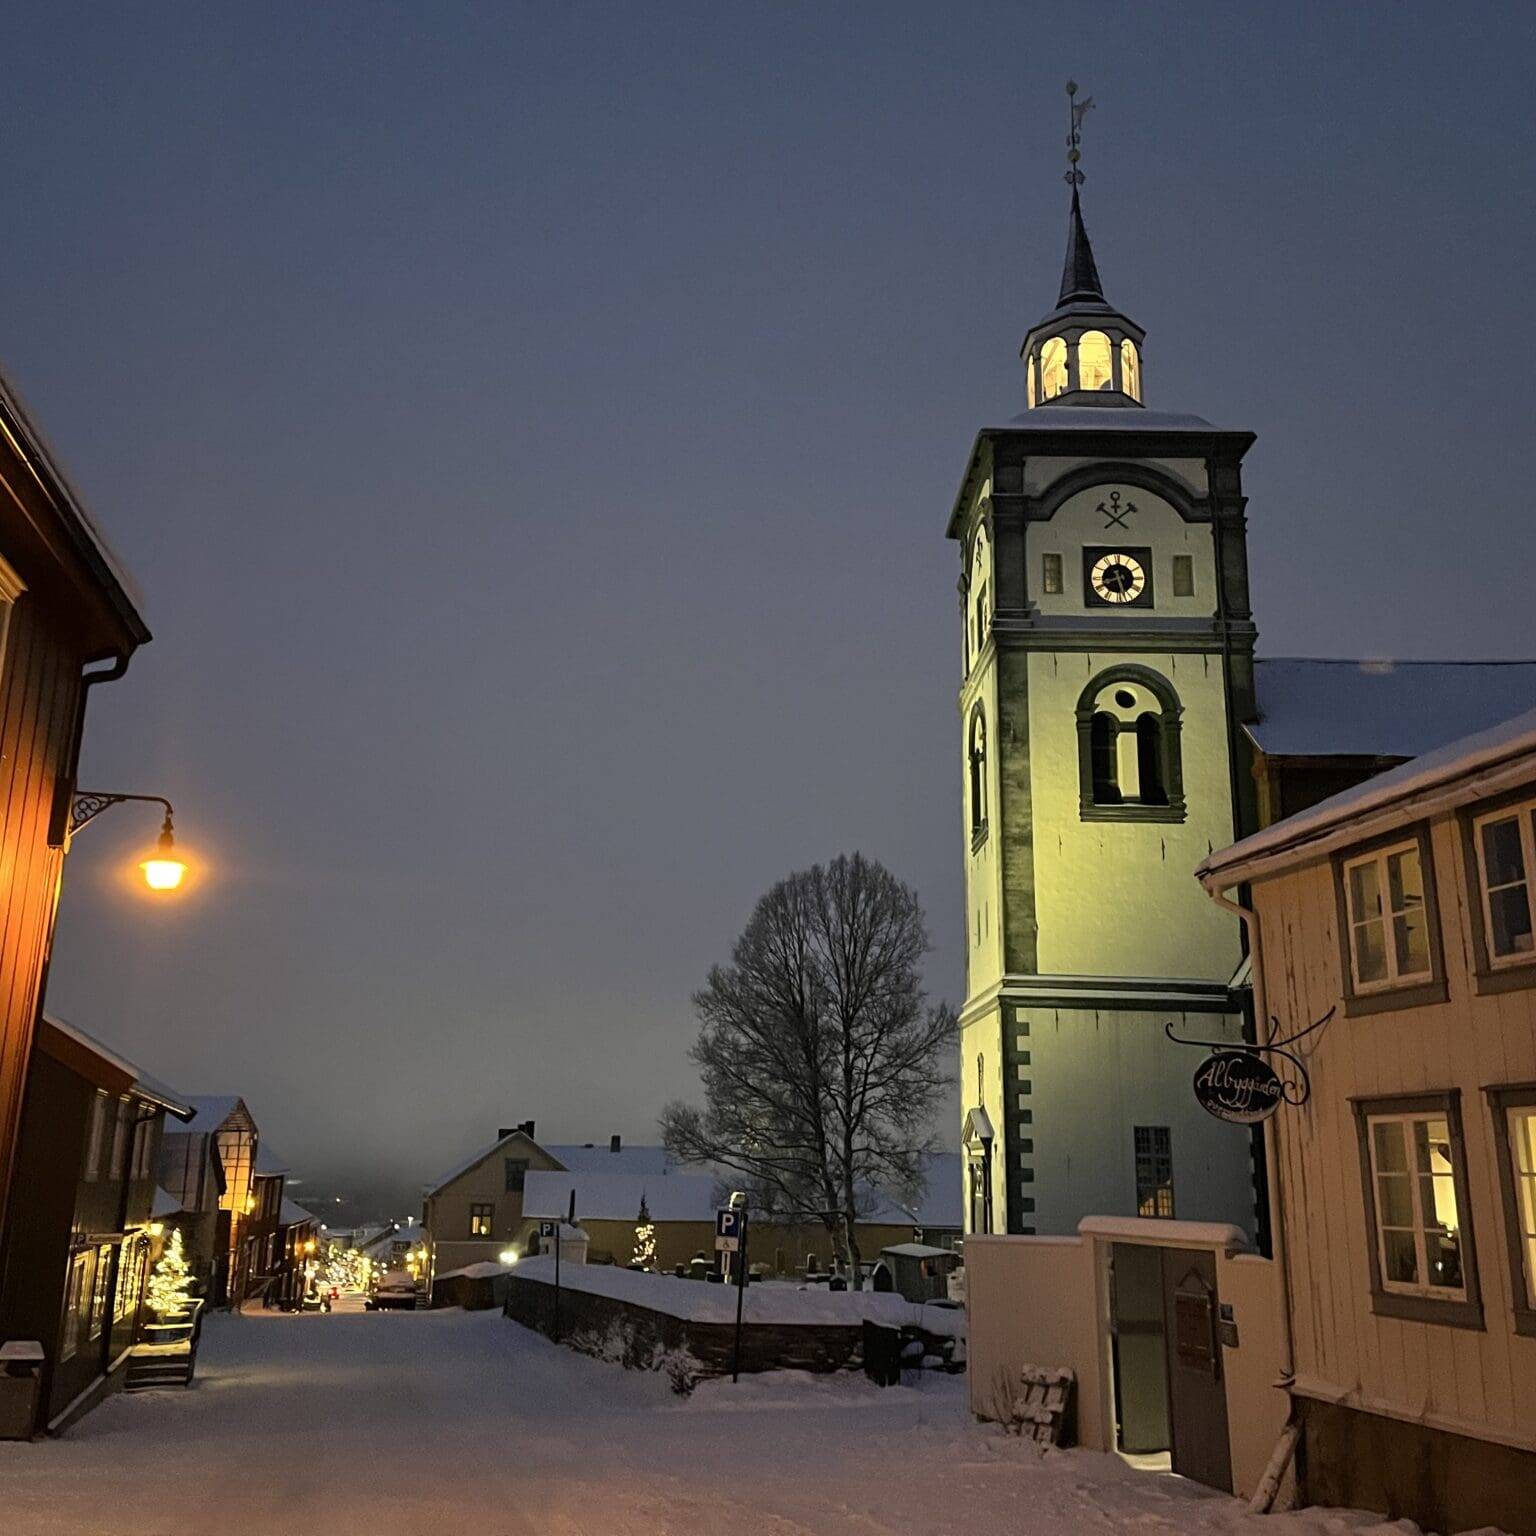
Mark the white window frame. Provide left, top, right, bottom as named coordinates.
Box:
left=1509, top=1105, right=1536, bottom=1310
left=1473, top=798, right=1536, bottom=970
left=1342, top=839, right=1433, bottom=993
left=83, top=1091, right=108, bottom=1181
left=1365, top=1110, right=1467, bottom=1301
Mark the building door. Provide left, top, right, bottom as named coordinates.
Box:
left=1160, top=1249, right=1231, bottom=1492
left=1109, top=1243, right=1171, bottom=1454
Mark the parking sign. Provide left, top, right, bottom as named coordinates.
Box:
left=715, top=1208, right=742, bottom=1252
left=538, top=1220, right=557, bottom=1239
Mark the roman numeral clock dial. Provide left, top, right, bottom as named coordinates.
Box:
left=1089, top=551, right=1147, bottom=604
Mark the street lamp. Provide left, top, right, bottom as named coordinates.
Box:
left=69, top=792, right=189, bottom=892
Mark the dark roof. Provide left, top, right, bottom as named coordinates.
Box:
left=1249, top=659, right=1536, bottom=760
left=39, top=1014, right=194, bottom=1119
left=1059, top=187, right=1105, bottom=305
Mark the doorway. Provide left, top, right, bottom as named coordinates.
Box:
left=1109, top=1244, right=1232, bottom=1492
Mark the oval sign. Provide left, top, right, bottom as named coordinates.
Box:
left=1192, top=1051, right=1284, bottom=1124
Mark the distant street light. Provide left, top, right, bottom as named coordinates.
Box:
left=70, top=791, right=190, bottom=892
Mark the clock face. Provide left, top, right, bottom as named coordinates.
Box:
left=1089, top=551, right=1147, bottom=604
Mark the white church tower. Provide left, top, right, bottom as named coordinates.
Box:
left=954, top=93, right=1260, bottom=1238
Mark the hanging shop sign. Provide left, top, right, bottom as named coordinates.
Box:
left=1192, top=1051, right=1284, bottom=1124
left=1164, top=1006, right=1333, bottom=1123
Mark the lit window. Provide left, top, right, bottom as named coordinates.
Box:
left=1134, top=1126, right=1174, bottom=1217
left=1039, top=337, right=1068, bottom=401
left=1027, top=358, right=1037, bottom=409
left=89, top=1244, right=113, bottom=1340
left=1473, top=802, right=1535, bottom=965
left=1041, top=553, right=1063, bottom=594
left=1120, top=338, right=1141, bottom=400
left=1171, top=555, right=1195, bottom=597
left=968, top=709, right=988, bottom=842
left=1507, top=1106, right=1536, bottom=1308
left=1079, top=330, right=1114, bottom=392
left=1342, top=842, right=1432, bottom=990
left=1366, top=1113, right=1465, bottom=1298
left=470, top=1204, right=494, bottom=1238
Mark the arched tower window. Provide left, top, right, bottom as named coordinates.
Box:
left=1079, top=331, right=1114, bottom=392
left=968, top=708, right=988, bottom=842
left=1120, top=338, right=1141, bottom=401
left=1039, top=337, right=1068, bottom=402
left=1075, top=667, right=1185, bottom=822
left=1026, top=358, right=1037, bottom=409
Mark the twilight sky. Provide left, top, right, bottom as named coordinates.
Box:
left=6, top=4, right=1534, bottom=1216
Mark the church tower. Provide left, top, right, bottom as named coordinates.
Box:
left=954, top=93, right=1259, bottom=1238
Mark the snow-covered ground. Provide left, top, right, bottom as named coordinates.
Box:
left=0, top=1307, right=1429, bottom=1536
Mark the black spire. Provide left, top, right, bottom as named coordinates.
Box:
left=1058, top=186, right=1105, bottom=306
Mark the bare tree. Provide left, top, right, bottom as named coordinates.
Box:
left=660, top=853, right=955, bottom=1288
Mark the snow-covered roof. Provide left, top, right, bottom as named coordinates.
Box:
left=545, top=1143, right=676, bottom=1176
left=279, top=1199, right=317, bottom=1228
left=879, top=1243, right=957, bottom=1260
left=1201, top=704, right=1536, bottom=887
left=255, top=1144, right=289, bottom=1177
left=38, top=1015, right=194, bottom=1119
left=1248, top=658, right=1536, bottom=760
left=359, top=1221, right=427, bottom=1255
left=435, top=1261, right=515, bottom=1282
left=522, top=1169, right=717, bottom=1224
left=177, top=1095, right=249, bottom=1134
left=424, top=1129, right=539, bottom=1197
left=992, top=406, right=1219, bottom=432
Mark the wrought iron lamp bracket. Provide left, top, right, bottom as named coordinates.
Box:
left=69, top=791, right=175, bottom=839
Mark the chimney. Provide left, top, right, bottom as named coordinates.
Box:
left=499, top=1121, right=535, bottom=1141
left=521, top=1120, right=535, bottom=1139
left=610, top=1134, right=621, bottom=1154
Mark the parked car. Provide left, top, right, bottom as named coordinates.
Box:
left=367, top=1271, right=418, bottom=1311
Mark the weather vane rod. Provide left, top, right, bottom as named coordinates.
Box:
left=1065, top=79, right=1093, bottom=187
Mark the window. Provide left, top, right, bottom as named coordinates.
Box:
left=470, top=1204, right=494, bottom=1238
left=1027, top=356, right=1037, bottom=409
left=62, top=1250, right=90, bottom=1359
left=1487, top=1084, right=1536, bottom=1335
left=115, top=1242, right=146, bottom=1322
left=84, top=1091, right=108, bottom=1181
left=1076, top=667, right=1185, bottom=822
left=974, top=581, right=988, bottom=655
left=1041, top=553, right=1064, bottom=595
left=1354, top=1093, right=1482, bottom=1328
left=1134, top=1127, right=1174, bottom=1217
left=1342, top=841, right=1432, bottom=991
left=1120, top=338, right=1141, bottom=401
left=1473, top=801, right=1535, bottom=967
left=1171, top=554, right=1194, bottom=597
left=968, top=708, right=988, bottom=843
left=504, top=1159, right=528, bottom=1194
left=109, top=1100, right=130, bottom=1179
left=1039, top=337, right=1068, bottom=401
left=1078, top=330, right=1114, bottom=392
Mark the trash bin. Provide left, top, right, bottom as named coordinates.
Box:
left=0, top=1341, right=44, bottom=1440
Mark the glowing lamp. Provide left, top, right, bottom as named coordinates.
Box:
left=139, top=814, right=187, bottom=891
left=498, top=1248, right=519, bottom=1267
left=148, top=1222, right=164, bottom=1238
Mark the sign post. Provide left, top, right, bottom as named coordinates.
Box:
left=716, top=1206, right=748, bottom=1382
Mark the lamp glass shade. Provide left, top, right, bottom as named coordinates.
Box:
left=140, top=855, right=188, bottom=891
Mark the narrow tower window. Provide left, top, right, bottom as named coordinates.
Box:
left=1171, top=554, right=1195, bottom=597
left=1042, top=553, right=1064, bottom=594
left=1039, top=337, right=1068, bottom=401
left=1120, top=338, right=1141, bottom=401
left=969, top=708, right=988, bottom=841
left=1079, top=331, right=1114, bottom=392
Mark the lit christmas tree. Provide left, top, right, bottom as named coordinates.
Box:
left=632, top=1195, right=656, bottom=1270
left=146, top=1228, right=195, bottom=1318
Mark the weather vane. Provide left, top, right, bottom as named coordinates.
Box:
left=1065, top=80, right=1093, bottom=187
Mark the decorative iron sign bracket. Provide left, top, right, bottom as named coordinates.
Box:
left=1164, top=1007, right=1335, bottom=1124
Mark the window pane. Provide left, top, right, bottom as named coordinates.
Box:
left=1353, top=918, right=1387, bottom=983
left=1042, top=553, right=1063, bottom=595
left=1481, top=815, right=1526, bottom=887
left=1382, top=1228, right=1419, bottom=1285
left=1349, top=859, right=1382, bottom=921
left=1425, top=1230, right=1463, bottom=1291
left=1373, top=1120, right=1408, bottom=1173
left=1393, top=909, right=1430, bottom=976
left=1079, top=331, right=1114, bottom=391
left=1387, top=847, right=1423, bottom=915
left=1489, top=886, right=1534, bottom=958
left=1376, top=1171, right=1414, bottom=1227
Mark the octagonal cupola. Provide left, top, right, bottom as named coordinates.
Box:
left=1022, top=187, right=1146, bottom=409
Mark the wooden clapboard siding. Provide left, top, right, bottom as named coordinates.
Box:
left=1256, top=812, right=1536, bottom=1450
left=0, top=589, right=81, bottom=1222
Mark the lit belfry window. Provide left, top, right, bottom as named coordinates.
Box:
left=1120, top=338, right=1141, bottom=400
left=1079, top=330, right=1114, bottom=391
left=1026, top=360, right=1037, bottom=409
left=1039, top=337, right=1068, bottom=401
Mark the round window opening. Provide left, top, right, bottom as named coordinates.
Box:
left=1114, top=689, right=1137, bottom=709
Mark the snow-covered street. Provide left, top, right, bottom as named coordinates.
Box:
left=0, top=1308, right=1415, bottom=1536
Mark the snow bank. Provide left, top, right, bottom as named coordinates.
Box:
left=509, top=1257, right=963, bottom=1336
